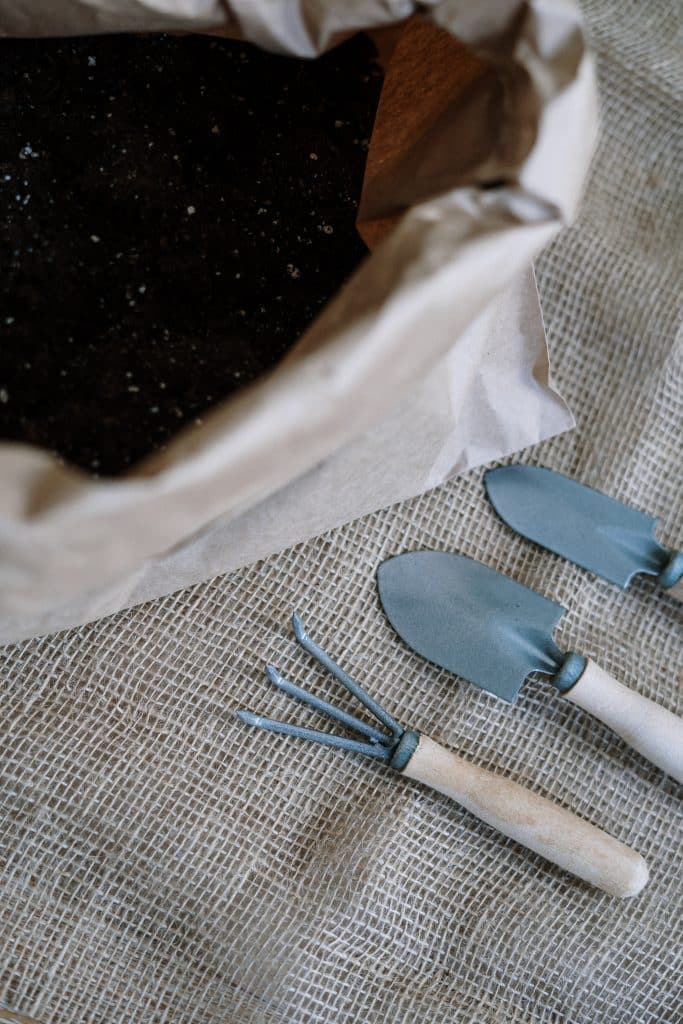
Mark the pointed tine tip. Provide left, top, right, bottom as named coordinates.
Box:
left=235, top=709, right=258, bottom=726
left=291, top=611, right=305, bottom=641
left=265, top=663, right=282, bottom=686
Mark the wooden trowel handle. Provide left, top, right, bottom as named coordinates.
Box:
left=563, top=659, right=683, bottom=785
left=402, top=735, right=648, bottom=897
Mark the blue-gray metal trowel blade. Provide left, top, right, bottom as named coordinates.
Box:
left=485, top=464, right=674, bottom=588
left=377, top=551, right=566, bottom=703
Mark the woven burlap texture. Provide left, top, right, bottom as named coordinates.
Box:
left=1, top=1, right=681, bottom=1021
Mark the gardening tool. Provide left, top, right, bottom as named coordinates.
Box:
left=236, top=613, right=648, bottom=897
left=484, top=464, right=683, bottom=599
left=378, top=551, right=683, bottom=784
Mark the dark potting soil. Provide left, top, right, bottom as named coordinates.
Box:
left=0, top=32, right=382, bottom=476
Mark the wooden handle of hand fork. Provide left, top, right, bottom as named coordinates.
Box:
left=401, top=735, right=648, bottom=897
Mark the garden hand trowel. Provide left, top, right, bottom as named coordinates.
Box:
left=485, top=464, right=683, bottom=599
left=377, top=551, right=683, bottom=784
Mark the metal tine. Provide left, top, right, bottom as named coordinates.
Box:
left=265, top=664, right=390, bottom=745
left=235, top=711, right=391, bottom=760
left=291, top=612, right=403, bottom=739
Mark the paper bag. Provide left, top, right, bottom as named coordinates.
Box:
left=0, top=1, right=598, bottom=642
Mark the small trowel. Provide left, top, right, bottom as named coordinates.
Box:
left=484, top=464, right=683, bottom=600
left=377, top=551, right=683, bottom=783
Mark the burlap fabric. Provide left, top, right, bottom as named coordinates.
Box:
left=1, top=1, right=681, bottom=1020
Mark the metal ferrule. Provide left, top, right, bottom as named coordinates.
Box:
left=658, top=550, right=683, bottom=590
left=552, top=651, right=588, bottom=693
left=389, top=730, right=420, bottom=772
